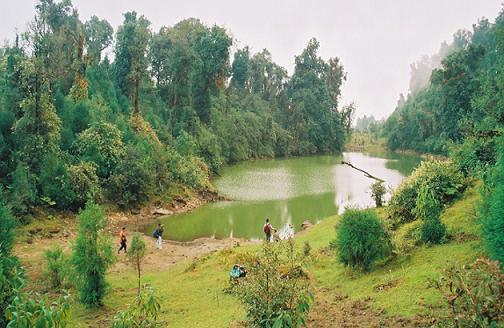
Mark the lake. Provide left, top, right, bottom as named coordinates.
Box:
left=145, top=152, right=421, bottom=241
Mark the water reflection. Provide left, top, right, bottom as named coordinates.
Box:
left=144, top=152, right=421, bottom=241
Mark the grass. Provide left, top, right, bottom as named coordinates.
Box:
left=22, top=184, right=484, bottom=326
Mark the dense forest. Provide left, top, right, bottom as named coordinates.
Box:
left=0, top=0, right=352, bottom=217
left=383, top=9, right=504, bottom=267
left=383, top=13, right=504, bottom=157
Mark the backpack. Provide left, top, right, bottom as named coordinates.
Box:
left=152, top=229, right=159, bottom=238
left=263, top=223, right=270, bottom=234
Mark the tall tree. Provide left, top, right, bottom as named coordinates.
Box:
left=114, top=11, right=151, bottom=115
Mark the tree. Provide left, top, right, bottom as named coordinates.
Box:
left=127, top=233, right=146, bottom=294
left=0, top=197, right=21, bottom=328
left=192, top=25, right=232, bottom=123
left=84, top=15, right=113, bottom=65
left=75, top=122, right=125, bottom=179
left=12, top=85, right=61, bottom=175
left=9, top=164, right=37, bottom=219
left=480, top=140, right=504, bottom=265
left=230, top=46, right=250, bottom=90
left=115, top=11, right=151, bottom=115
left=71, top=201, right=114, bottom=307
left=370, top=181, right=386, bottom=207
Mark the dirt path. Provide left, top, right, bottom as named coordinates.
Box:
left=307, top=287, right=423, bottom=328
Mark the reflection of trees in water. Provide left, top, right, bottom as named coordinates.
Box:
left=149, top=154, right=420, bottom=241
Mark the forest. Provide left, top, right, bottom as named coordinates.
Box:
left=0, top=0, right=352, bottom=216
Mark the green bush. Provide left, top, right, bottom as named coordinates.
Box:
left=430, top=258, right=504, bottom=327
left=9, top=164, right=36, bottom=219
left=39, top=155, right=76, bottom=210
left=0, top=199, right=22, bottom=328
left=108, top=144, right=155, bottom=208
left=479, top=140, right=504, bottom=265
left=337, top=209, right=390, bottom=271
left=370, top=181, right=386, bottom=207
left=387, top=160, right=465, bottom=229
left=450, top=137, right=496, bottom=175
left=75, top=122, right=125, bottom=178
left=166, top=148, right=209, bottom=190
left=112, top=287, right=161, bottom=328
left=234, top=241, right=313, bottom=328
left=415, top=185, right=446, bottom=245
left=67, top=162, right=101, bottom=209
left=43, top=246, right=71, bottom=290
left=6, top=292, right=70, bottom=328
left=393, top=220, right=423, bottom=254
left=71, top=201, right=114, bottom=307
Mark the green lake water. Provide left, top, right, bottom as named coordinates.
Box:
left=146, top=152, right=421, bottom=241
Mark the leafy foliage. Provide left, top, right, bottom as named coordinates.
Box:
left=71, top=201, right=114, bottom=307
left=112, top=287, right=162, bottom=328
left=43, top=246, right=71, bottom=290
left=5, top=292, right=70, bottom=328
left=233, top=241, right=313, bottom=328
left=0, top=199, right=22, bottom=328
left=387, top=160, right=465, bottom=229
left=370, top=181, right=386, bottom=207
left=479, top=139, right=504, bottom=265
left=337, top=209, right=390, bottom=270
left=430, top=258, right=504, bottom=327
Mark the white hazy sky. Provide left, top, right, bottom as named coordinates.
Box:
left=1, top=0, right=502, bottom=119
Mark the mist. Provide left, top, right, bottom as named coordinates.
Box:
left=0, top=0, right=502, bottom=119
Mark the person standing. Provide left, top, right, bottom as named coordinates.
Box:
left=263, top=219, right=274, bottom=242
left=118, top=227, right=127, bottom=254
left=154, top=223, right=164, bottom=250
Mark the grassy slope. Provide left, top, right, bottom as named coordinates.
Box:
left=68, top=185, right=483, bottom=327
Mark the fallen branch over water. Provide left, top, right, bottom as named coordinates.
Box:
left=341, top=161, right=385, bottom=182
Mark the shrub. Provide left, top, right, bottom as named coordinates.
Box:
left=44, top=246, right=71, bottom=290
left=415, top=185, right=446, bottom=245
left=0, top=199, right=22, bottom=328
left=5, top=292, right=71, bottom=328
left=112, top=287, right=162, bottom=328
left=430, top=258, right=504, bottom=327
left=9, top=164, right=36, bottom=219
left=108, top=144, right=155, bottom=208
left=337, top=209, right=390, bottom=271
left=71, top=201, right=114, bottom=307
left=234, top=241, right=313, bottom=327
left=479, top=140, right=504, bottom=266
left=39, top=155, right=75, bottom=210
left=450, top=137, right=496, bottom=175
left=387, top=160, right=465, bottom=229
left=67, top=162, right=100, bottom=209
left=370, top=181, right=386, bottom=207
left=127, top=233, right=146, bottom=294
left=303, top=241, right=312, bottom=258
left=393, top=220, right=423, bottom=254
left=75, top=122, right=125, bottom=178
left=166, top=148, right=209, bottom=190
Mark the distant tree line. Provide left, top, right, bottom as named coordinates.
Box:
left=383, top=16, right=504, bottom=155
left=0, top=0, right=352, bottom=218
